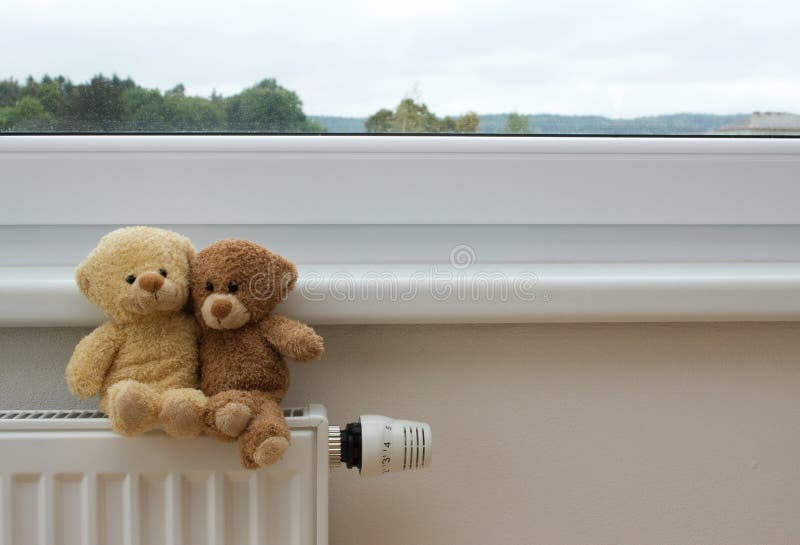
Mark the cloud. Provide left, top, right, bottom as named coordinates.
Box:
left=2, top=0, right=798, bottom=117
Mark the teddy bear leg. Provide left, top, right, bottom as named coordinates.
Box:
left=106, top=379, right=160, bottom=437
left=159, top=388, right=207, bottom=439
left=204, top=390, right=263, bottom=441
left=239, top=396, right=290, bottom=469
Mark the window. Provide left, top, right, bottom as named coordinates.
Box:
left=1, top=0, right=798, bottom=135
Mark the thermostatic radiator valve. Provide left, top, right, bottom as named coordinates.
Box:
left=329, top=415, right=432, bottom=477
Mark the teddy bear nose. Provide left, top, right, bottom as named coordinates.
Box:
left=211, top=298, right=233, bottom=319
left=138, top=272, right=165, bottom=293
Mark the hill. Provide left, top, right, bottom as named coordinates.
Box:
left=311, top=113, right=749, bottom=135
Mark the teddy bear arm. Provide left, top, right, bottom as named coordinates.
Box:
left=66, top=322, right=120, bottom=399
left=260, top=315, right=324, bottom=362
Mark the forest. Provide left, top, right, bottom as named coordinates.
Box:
left=0, top=75, right=325, bottom=133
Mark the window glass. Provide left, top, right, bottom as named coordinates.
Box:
left=1, top=0, right=798, bottom=135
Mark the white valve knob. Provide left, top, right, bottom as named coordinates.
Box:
left=331, top=415, right=432, bottom=477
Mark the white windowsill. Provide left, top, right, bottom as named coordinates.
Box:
left=3, top=263, right=800, bottom=327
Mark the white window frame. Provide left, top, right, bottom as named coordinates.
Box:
left=1, top=135, right=800, bottom=325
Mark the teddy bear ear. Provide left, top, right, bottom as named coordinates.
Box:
left=178, top=235, right=196, bottom=261
left=280, top=261, right=298, bottom=295
left=76, top=264, right=90, bottom=295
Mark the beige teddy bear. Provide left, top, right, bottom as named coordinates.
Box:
left=66, top=226, right=206, bottom=438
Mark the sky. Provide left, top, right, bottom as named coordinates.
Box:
left=2, top=0, right=799, bottom=118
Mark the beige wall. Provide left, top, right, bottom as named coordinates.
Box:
left=2, top=323, right=800, bottom=544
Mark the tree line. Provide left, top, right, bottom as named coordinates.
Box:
left=0, top=75, right=326, bottom=132
left=3, top=74, right=748, bottom=134
left=0, top=74, right=493, bottom=134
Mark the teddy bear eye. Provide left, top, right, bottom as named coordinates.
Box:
left=227, top=281, right=239, bottom=293
left=159, top=269, right=168, bottom=278
left=125, top=274, right=136, bottom=284
left=206, top=281, right=214, bottom=292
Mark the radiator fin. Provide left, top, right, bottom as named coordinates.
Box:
left=224, top=473, right=252, bottom=545
left=98, top=473, right=127, bottom=545
left=141, top=473, right=168, bottom=545
left=182, top=471, right=211, bottom=545
left=54, top=474, right=82, bottom=545
left=11, top=475, right=41, bottom=545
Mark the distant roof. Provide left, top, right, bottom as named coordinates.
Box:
left=713, top=112, right=800, bottom=134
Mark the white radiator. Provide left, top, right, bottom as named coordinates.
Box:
left=0, top=405, right=329, bottom=545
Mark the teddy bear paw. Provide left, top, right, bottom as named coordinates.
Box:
left=160, top=389, right=207, bottom=439
left=107, top=380, right=159, bottom=437
left=300, top=333, right=325, bottom=361
left=252, top=436, right=289, bottom=467
left=215, top=402, right=253, bottom=438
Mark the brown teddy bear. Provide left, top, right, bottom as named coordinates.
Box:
left=190, top=239, right=324, bottom=468
left=66, top=226, right=206, bottom=438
